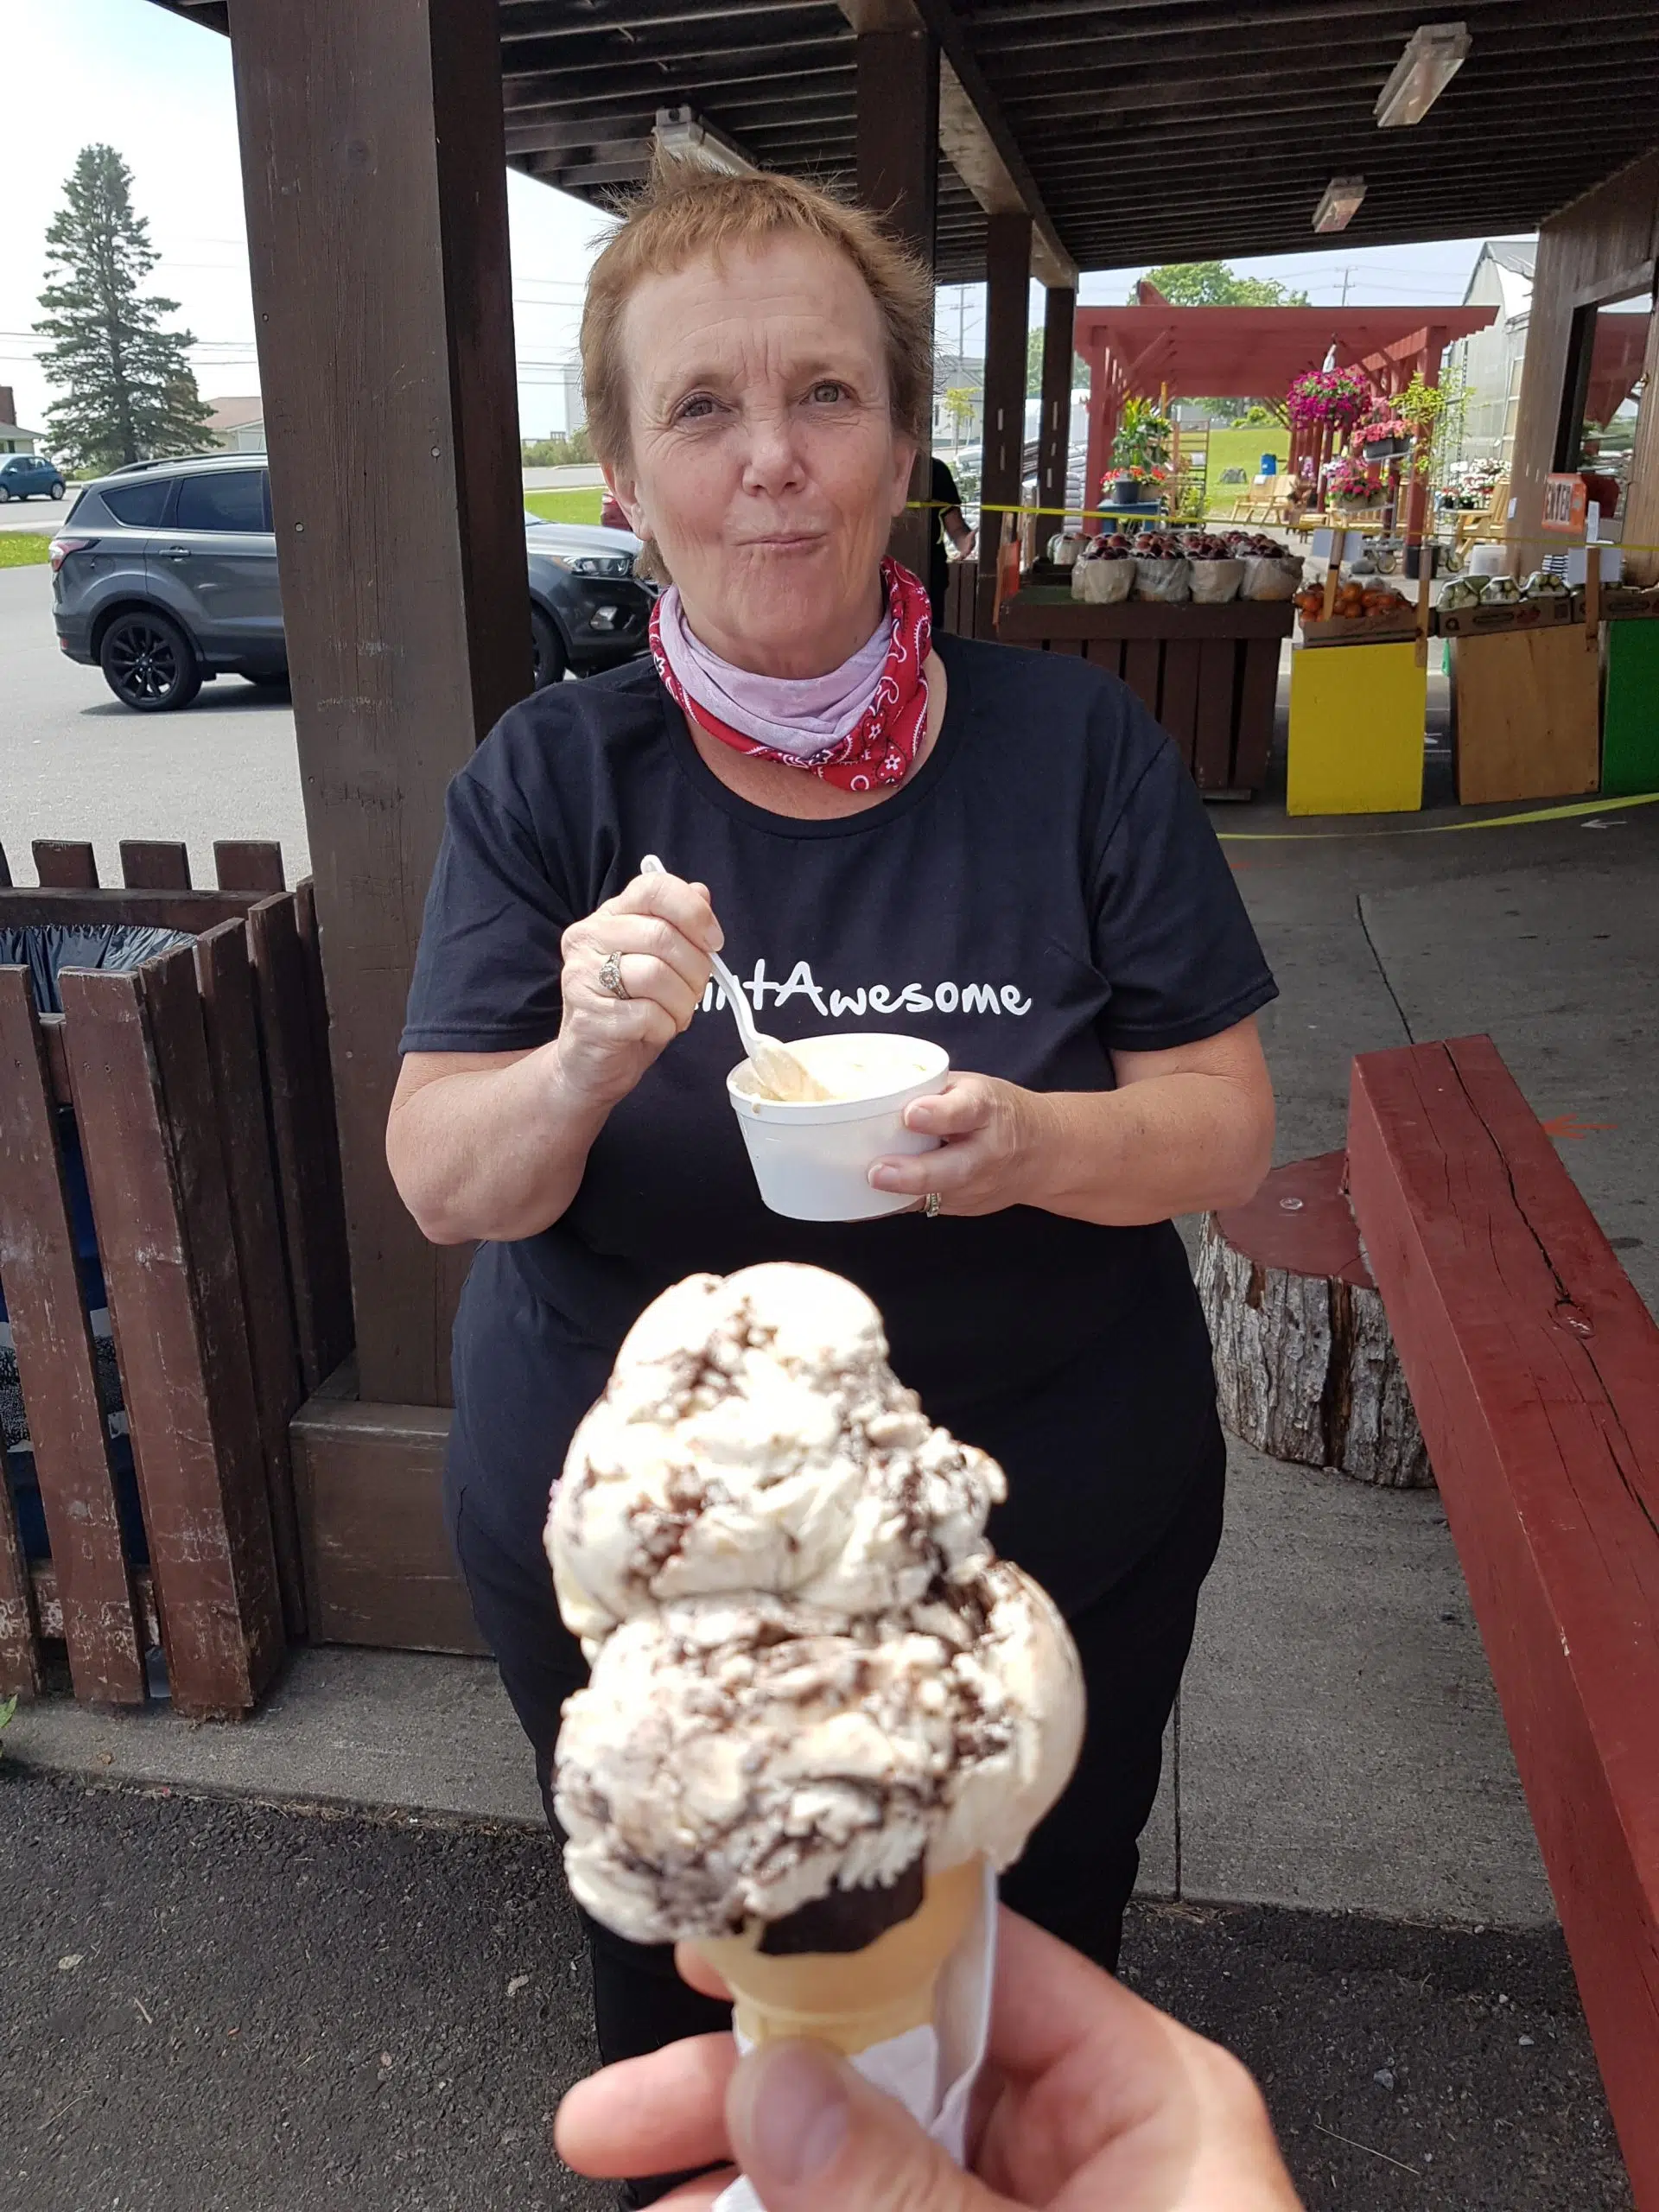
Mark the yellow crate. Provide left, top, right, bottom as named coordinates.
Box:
left=1287, top=641, right=1425, bottom=816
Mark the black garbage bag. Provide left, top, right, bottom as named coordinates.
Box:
left=0, top=922, right=193, bottom=1014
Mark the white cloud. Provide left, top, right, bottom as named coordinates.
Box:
left=0, top=0, right=610, bottom=441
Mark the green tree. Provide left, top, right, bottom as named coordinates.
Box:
left=1134, top=260, right=1310, bottom=308
left=942, top=387, right=978, bottom=446
left=33, top=144, right=213, bottom=472
left=1026, top=327, right=1089, bottom=396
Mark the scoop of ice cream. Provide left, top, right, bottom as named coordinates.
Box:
left=554, top=1563, right=1084, bottom=1945
left=547, top=1264, right=1003, bottom=1656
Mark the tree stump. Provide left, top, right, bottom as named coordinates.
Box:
left=1196, top=1150, right=1432, bottom=1488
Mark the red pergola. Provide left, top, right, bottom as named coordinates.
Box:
left=1077, top=287, right=1496, bottom=513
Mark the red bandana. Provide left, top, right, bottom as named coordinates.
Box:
left=650, top=556, right=933, bottom=792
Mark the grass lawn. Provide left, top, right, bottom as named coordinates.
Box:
left=0, top=533, right=53, bottom=568
left=1205, top=423, right=1291, bottom=504
left=524, top=487, right=602, bottom=524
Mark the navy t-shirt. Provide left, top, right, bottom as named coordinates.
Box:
left=402, top=633, right=1275, bottom=1617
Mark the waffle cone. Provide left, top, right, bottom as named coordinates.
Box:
left=692, top=1857, right=982, bottom=2056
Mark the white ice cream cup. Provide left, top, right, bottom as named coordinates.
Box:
left=726, top=1033, right=950, bottom=1222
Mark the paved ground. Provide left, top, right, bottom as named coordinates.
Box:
left=2, top=1770, right=1629, bottom=2212
left=0, top=563, right=308, bottom=886
left=0, top=491, right=74, bottom=534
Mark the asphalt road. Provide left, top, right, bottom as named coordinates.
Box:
left=2, top=1770, right=1631, bottom=2212
left=0, top=562, right=310, bottom=887
left=0, top=490, right=75, bottom=533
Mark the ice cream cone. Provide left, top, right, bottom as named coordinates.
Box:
left=693, top=1856, right=982, bottom=2056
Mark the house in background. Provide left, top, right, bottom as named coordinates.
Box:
left=205, top=396, right=267, bottom=452
left=0, top=387, right=44, bottom=454
left=1450, top=240, right=1536, bottom=466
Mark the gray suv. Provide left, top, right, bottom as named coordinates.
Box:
left=52, top=454, right=653, bottom=711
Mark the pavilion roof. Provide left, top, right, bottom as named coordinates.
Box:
left=1073, top=300, right=1497, bottom=402
left=148, top=1, right=1659, bottom=284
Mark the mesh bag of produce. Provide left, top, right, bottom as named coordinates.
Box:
left=1132, top=556, right=1191, bottom=603
left=1072, top=556, right=1134, bottom=603
left=1240, top=555, right=1304, bottom=601
left=1188, top=556, right=1245, bottom=604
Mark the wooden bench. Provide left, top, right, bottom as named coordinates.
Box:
left=1346, top=1034, right=1659, bottom=2209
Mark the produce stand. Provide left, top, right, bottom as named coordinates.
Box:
left=1449, top=626, right=1601, bottom=804
left=1601, top=618, right=1659, bottom=796
left=1287, top=642, right=1426, bottom=816
left=996, top=589, right=1293, bottom=796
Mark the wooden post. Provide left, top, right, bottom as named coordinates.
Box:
left=976, top=211, right=1032, bottom=637
left=0, top=971, right=145, bottom=1703
left=855, top=15, right=938, bottom=584
left=224, top=0, right=527, bottom=1406
left=61, top=950, right=284, bottom=1717
left=1037, top=286, right=1077, bottom=543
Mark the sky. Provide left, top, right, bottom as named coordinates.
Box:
left=2, top=0, right=1525, bottom=441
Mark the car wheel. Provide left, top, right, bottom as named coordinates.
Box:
left=531, top=607, right=567, bottom=690
left=0, top=486, right=10, bottom=504
left=99, top=610, right=203, bottom=712
left=49, top=481, right=65, bottom=500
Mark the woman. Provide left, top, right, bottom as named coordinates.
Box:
left=390, top=157, right=1275, bottom=2193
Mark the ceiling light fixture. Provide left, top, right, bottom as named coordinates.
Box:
left=1375, top=23, right=1471, bottom=128
left=1313, top=178, right=1367, bottom=233
left=652, top=105, right=756, bottom=176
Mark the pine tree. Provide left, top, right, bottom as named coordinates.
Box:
left=33, top=144, right=214, bottom=472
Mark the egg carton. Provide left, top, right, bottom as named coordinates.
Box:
left=1436, top=593, right=1578, bottom=637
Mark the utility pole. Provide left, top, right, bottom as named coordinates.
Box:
left=1339, top=266, right=1352, bottom=307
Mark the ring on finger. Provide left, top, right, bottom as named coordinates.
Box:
left=597, top=950, right=630, bottom=1001
left=924, top=1191, right=944, bottom=1219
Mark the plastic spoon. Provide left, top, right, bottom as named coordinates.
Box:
left=639, top=855, right=830, bottom=1103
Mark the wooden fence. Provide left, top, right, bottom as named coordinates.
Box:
left=0, top=837, right=351, bottom=1718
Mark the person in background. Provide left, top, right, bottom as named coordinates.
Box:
left=929, top=451, right=976, bottom=630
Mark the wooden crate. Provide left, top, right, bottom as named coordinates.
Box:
left=1451, top=625, right=1600, bottom=805
left=995, top=593, right=1293, bottom=795
left=1298, top=613, right=1424, bottom=648
left=0, top=838, right=350, bottom=1713
left=1287, top=642, right=1425, bottom=817
left=1435, top=595, right=1576, bottom=639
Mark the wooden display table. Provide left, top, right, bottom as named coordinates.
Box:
left=1450, top=624, right=1600, bottom=804
left=995, top=591, right=1293, bottom=797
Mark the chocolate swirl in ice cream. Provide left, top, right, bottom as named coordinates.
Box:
left=547, top=1265, right=1084, bottom=1948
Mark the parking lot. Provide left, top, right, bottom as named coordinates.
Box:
left=0, top=559, right=309, bottom=883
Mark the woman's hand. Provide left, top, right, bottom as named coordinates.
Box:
left=554, top=1908, right=1304, bottom=2211
left=556, top=869, right=722, bottom=1109
left=867, top=1073, right=1046, bottom=1217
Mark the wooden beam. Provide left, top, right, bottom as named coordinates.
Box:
left=839, top=0, right=1074, bottom=286
left=856, top=19, right=937, bottom=583
left=1037, top=284, right=1077, bottom=530
left=225, top=0, right=526, bottom=1406
left=976, top=210, right=1032, bottom=638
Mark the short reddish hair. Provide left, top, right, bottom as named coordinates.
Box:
left=581, top=155, right=934, bottom=464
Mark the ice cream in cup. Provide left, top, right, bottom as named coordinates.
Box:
left=725, top=1032, right=949, bottom=1222
left=546, top=1264, right=1085, bottom=2095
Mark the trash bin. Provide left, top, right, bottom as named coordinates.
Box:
left=0, top=924, right=191, bottom=1568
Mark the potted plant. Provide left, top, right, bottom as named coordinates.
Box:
left=1286, top=366, right=1374, bottom=439
left=1108, top=397, right=1173, bottom=505
left=1103, top=461, right=1166, bottom=508
left=1359, top=410, right=1414, bottom=462
left=1327, top=454, right=1385, bottom=507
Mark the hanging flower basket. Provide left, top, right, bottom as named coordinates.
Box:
left=1287, top=367, right=1375, bottom=435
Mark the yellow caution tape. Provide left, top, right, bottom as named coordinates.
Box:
left=1217, top=791, right=1659, bottom=842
